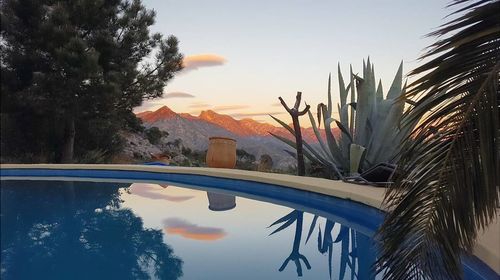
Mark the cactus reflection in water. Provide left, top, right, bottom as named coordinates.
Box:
left=269, top=211, right=376, bottom=279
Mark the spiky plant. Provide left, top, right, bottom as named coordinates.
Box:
left=272, top=59, right=415, bottom=181
left=377, top=0, right=500, bottom=279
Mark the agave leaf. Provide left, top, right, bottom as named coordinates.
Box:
left=327, top=73, right=333, bottom=116
left=338, top=102, right=349, bottom=130
left=333, top=225, right=349, bottom=243
left=349, top=65, right=356, bottom=135
left=328, top=243, right=333, bottom=279
left=386, top=61, right=403, bottom=99
left=337, top=103, right=351, bottom=155
left=317, top=225, right=323, bottom=252
left=376, top=79, right=384, bottom=102
left=333, top=119, right=353, bottom=143
left=354, top=72, right=370, bottom=146
left=270, top=115, right=295, bottom=136
left=349, top=144, right=366, bottom=175
left=338, top=64, right=348, bottom=106
left=269, top=132, right=319, bottom=163
left=338, top=226, right=350, bottom=280
left=363, top=58, right=367, bottom=78
left=321, top=104, right=348, bottom=171
left=307, top=107, right=332, bottom=159
left=283, top=149, right=297, bottom=159
left=305, top=215, right=319, bottom=244
left=366, top=86, right=407, bottom=165
left=317, top=103, right=323, bottom=128
left=269, top=211, right=298, bottom=235
left=269, top=210, right=297, bottom=227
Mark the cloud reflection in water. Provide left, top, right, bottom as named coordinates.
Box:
left=129, top=183, right=194, bottom=202
left=163, top=218, right=226, bottom=241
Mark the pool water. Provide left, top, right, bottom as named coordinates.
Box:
left=1, top=179, right=383, bottom=280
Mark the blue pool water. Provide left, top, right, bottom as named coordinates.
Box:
left=0, top=169, right=497, bottom=279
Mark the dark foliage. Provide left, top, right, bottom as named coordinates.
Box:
left=0, top=0, right=183, bottom=162
left=377, top=1, right=500, bottom=279
left=145, top=126, right=167, bottom=145
left=1, top=180, right=183, bottom=279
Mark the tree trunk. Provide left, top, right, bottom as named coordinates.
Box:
left=292, top=116, right=306, bottom=176
left=278, top=92, right=310, bottom=177
left=60, top=116, right=75, bottom=163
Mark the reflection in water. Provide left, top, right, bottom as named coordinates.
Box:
left=270, top=211, right=377, bottom=279
left=0, top=181, right=183, bottom=280
left=163, top=218, right=226, bottom=241
left=129, top=183, right=195, bottom=202
left=269, top=210, right=311, bottom=276
left=206, top=192, right=236, bottom=211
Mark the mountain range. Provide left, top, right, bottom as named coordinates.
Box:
left=136, top=106, right=337, bottom=169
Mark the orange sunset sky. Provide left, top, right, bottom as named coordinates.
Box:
left=134, top=0, right=450, bottom=125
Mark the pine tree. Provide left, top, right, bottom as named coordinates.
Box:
left=1, top=0, right=183, bottom=162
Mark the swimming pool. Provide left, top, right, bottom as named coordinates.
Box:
left=1, top=166, right=498, bottom=279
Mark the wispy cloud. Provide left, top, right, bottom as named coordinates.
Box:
left=136, top=91, right=195, bottom=111
left=182, top=54, right=226, bottom=72
left=188, top=104, right=250, bottom=113
left=188, top=102, right=211, bottom=109
left=271, top=102, right=282, bottom=107
left=164, top=91, right=195, bottom=98
left=129, top=184, right=194, bottom=202
left=212, top=105, right=249, bottom=111
left=230, top=112, right=286, bottom=118
left=163, top=218, right=226, bottom=241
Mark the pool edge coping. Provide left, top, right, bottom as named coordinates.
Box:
left=1, top=163, right=498, bottom=275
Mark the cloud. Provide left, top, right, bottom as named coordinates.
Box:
left=164, top=92, right=195, bottom=99
left=212, top=105, right=249, bottom=112
left=129, top=184, right=194, bottom=202
left=230, top=112, right=286, bottom=118
left=188, top=102, right=211, bottom=109
left=182, top=54, right=226, bottom=72
left=135, top=91, right=195, bottom=112
left=271, top=102, right=282, bottom=107
left=163, top=218, right=226, bottom=241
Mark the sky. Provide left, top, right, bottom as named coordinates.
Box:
left=135, top=0, right=451, bottom=125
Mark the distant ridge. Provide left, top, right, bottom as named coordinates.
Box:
left=137, top=105, right=333, bottom=142
left=135, top=106, right=338, bottom=169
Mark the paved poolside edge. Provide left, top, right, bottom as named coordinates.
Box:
left=1, top=163, right=498, bottom=274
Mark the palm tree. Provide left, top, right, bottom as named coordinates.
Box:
left=376, top=0, right=499, bottom=279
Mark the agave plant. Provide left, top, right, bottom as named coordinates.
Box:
left=272, top=59, right=415, bottom=182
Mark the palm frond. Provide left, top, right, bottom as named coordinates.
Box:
left=377, top=1, right=500, bottom=279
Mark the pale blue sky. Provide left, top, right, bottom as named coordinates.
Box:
left=137, top=0, right=451, bottom=124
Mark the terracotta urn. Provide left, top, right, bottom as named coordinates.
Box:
left=206, top=137, right=237, bottom=168
left=207, top=192, right=236, bottom=211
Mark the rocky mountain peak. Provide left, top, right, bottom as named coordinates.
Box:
left=139, top=106, right=177, bottom=123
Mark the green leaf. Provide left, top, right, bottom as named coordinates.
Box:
left=270, top=115, right=295, bottom=136
left=334, top=119, right=353, bottom=143
left=386, top=60, right=403, bottom=99
left=338, top=64, right=348, bottom=107
left=349, top=144, right=365, bottom=175
left=376, top=79, right=384, bottom=102
left=328, top=73, right=333, bottom=116
left=377, top=2, right=500, bottom=279
left=269, top=132, right=329, bottom=168
left=307, top=108, right=333, bottom=161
